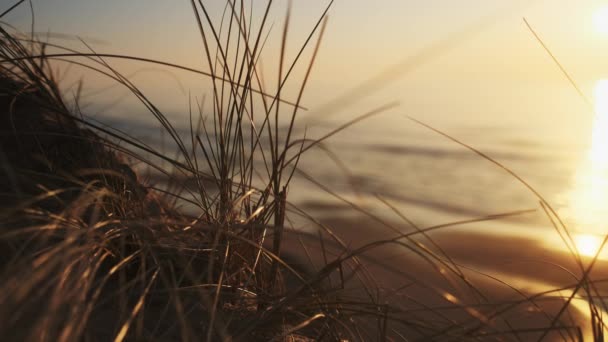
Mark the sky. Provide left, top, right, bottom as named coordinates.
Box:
left=6, top=1, right=608, bottom=86
left=5, top=1, right=606, bottom=70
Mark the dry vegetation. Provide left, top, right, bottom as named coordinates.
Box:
left=0, top=1, right=607, bottom=341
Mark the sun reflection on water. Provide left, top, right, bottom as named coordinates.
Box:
left=565, top=79, right=608, bottom=259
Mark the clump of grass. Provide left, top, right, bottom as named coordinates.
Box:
left=0, top=1, right=383, bottom=340
left=1, top=1, right=607, bottom=341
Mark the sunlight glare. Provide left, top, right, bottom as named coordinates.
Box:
left=575, top=234, right=603, bottom=258
left=594, top=6, right=608, bottom=35
left=561, top=81, right=608, bottom=260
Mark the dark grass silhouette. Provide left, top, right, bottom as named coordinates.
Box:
left=0, top=1, right=606, bottom=341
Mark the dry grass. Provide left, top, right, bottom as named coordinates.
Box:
left=0, top=1, right=606, bottom=341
